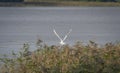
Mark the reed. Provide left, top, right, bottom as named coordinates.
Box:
left=0, top=41, right=120, bottom=73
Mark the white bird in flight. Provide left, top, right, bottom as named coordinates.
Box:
left=53, top=29, right=72, bottom=45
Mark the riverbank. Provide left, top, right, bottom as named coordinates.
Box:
left=0, top=1, right=120, bottom=7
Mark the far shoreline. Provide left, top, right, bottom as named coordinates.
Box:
left=0, top=1, right=120, bottom=7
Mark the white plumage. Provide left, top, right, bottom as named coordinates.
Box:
left=53, top=29, right=72, bottom=45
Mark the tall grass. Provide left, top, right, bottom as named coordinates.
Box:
left=0, top=41, right=120, bottom=73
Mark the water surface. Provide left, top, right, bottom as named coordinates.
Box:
left=0, top=7, right=120, bottom=55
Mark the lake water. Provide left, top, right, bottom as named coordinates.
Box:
left=0, top=7, right=120, bottom=55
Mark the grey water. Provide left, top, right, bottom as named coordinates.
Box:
left=0, top=7, right=120, bottom=55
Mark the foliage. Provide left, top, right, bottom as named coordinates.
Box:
left=0, top=0, right=119, bottom=2
left=0, top=0, right=24, bottom=2
left=23, top=0, right=119, bottom=2
left=0, top=41, right=120, bottom=73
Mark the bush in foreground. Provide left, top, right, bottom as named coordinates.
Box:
left=0, top=41, right=120, bottom=73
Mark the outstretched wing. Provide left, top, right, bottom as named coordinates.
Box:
left=53, top=29, right=62, bottom=41
left=63, top=29, right=72, bottom=41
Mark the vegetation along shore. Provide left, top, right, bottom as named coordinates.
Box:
left=0, top=0, right=120, bottom=7
left=0, top=41, right=120, bottom=73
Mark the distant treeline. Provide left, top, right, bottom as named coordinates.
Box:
left=68, top=0, right=120, bottom=2
left=73, top=0, right=119, bottom=2
left=0, top=0, right=24, bottom=2
left=0, top=0, right=120, bottom=2
left=24, top=0, right=120, bottom=2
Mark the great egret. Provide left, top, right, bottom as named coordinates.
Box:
left=53, top=29, right=72, bottom=45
